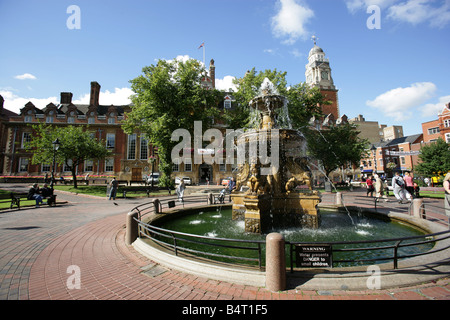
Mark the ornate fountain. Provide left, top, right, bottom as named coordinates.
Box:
left=231, top=79, right=321, bottom=234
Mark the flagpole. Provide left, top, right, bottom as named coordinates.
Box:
left=203, top=42, right=205, bottom=67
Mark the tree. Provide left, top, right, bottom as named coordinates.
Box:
left=304, top=123, right=369, bottom=178
left=123, top=58, right=222, bottom=187
left=415, top=138, right=450, bottom=176
left=25, top=124, right=110, bottom=188
left=225, top=68, right=325, bottom=129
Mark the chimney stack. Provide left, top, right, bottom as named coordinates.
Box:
left=90, top=81, right=101, bottom=107
left=60, top=92, right=73, bottom=104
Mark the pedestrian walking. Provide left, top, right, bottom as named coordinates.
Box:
left=444, top=173, right=450, bottom=216
left=392, top=172, right=411, bottom=203
left=404, top=172, right=414, bottom=198
left=366, top=175, right=375, bottom=197
left=374, top=174, right=388, bottom=202
left=109, top=177, right=118, bottom=200
left=176, top=180, right=185, bottom=202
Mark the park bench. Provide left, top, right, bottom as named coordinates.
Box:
left=122, top=186, right=153, bottom=198
left=0, top=192, right=28, bottom=209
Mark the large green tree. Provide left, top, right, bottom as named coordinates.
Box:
left=25, top=124, right=110, bottom=188
left=304, top=123, right=369, bottom=178
left=415, top=138, right=450, bottom=176
left=123, top=58, right=222, bottom=187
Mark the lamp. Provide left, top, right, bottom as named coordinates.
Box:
left=51, top=138, right=61, bottom=189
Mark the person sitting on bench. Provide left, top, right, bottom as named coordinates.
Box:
left=27, top=183, right=43, bottom=208
left=41, top=183, right=56, bottom=206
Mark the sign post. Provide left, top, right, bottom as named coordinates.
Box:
left=295, top=244, right=333, bottom=268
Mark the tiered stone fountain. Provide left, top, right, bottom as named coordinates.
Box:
left=231, top=79, right=321, bottom=234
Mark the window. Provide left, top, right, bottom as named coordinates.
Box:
left=428, top=127, right=440, bottom=135
left=106, top=133, right=115, bottom=149
left=41, top=164, right=51, bottom=172
left=84, top=159, right=93, bottom=172
left=67, top=116, right=75, bottom=123
left=219, top=163, right=226, bottom=172
left=127, top=134, right=136, bottom=160
left=24, top=115, right=32, bottom=123
left=64, top=159, right=73, bottom=172
left=22, top=132, right=31, bottom=148
left=19, top=158, right=29, bottom=172
left=446, top=133, right=450, bottom=143
left=184, top=158, right=192, bottom=172
left=140, top=136, right=148, bottom=160
left=108, top=117, right=115, bottom=124
left=401, top=157, right=406, bottom=165
left=105, top=158, right=114, bottom=172
left=46, top=116, right=54, bottom=123
left=444, top=119, right=450, bottom=128
left=224, top=100, right=231, bottom=109
left=88, top=117, right=95, bottom=124
left=173, top=159, right=180, bottom=172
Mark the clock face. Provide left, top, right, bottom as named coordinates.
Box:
left=321, top=71, right=328, bottom=80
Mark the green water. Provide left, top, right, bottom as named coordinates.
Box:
left=155, top=208, right=433, bottom=267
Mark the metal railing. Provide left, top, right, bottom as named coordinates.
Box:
left=131, top=194, right=450, bottom=272
left=132, top=194, right=265, bottom=269
left=288, top=228, right=450, bottom=271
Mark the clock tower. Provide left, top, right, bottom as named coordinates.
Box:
left=305, top=37, right=339, bottom=119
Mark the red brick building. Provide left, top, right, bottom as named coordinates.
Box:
left=421, top=103, right=450, bottom=143
left=305, top=39, right=339, bottom=119
left=1, top=81, right=159, bottom=181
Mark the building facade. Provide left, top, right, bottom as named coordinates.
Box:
left=422, top=103, right=450, bottom=143
left=305, top=38, right=339, bottom=119
left=1, top=81, right=160, bottom=181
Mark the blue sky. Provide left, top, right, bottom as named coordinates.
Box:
left=1, top=0, right=449, bottom=136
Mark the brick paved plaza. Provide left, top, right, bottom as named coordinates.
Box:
left=0, top=184, right=449, bottom=304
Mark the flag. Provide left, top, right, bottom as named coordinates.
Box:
left=198, top=42, right=204, bottom=49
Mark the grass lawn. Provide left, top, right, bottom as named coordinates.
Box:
left=53, top=185, right=172, bottom=198
left=0, top=189, right=35, bottom=209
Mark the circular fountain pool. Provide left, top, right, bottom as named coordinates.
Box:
left=153, top=207, right=433, bottom=267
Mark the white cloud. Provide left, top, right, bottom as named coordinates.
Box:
left=344, top=0, right=450, bottom=27
left=271, top=0, right=314, bottom=44
left=366, top=82, right=437, bottom=121
left=420, top=95, right=450, bottom=117
left=0, top=87, right=133, bottom=114
left=345, top=0, right=398, bottom=12
left=73, top=87, right=133, bottom=105
left=215, top=76, right=237, bottom=92
left=0, top=89, right=57, bottom=114
left=14, top=73, right=37, bottom=80
left=387, top=0, right=450, bottom=27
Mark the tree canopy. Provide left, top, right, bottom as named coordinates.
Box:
left=123, top=58, right=222, bottom=187
left=303, top=123, right=369, bottom=178
left=415, top=138, right=450, bottom=176
left=25, top=124, right=110, bottom=188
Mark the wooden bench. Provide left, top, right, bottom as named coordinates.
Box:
left=121, top=186, right=153, bottom=198
left=63, top=179, right=89, bottom=185
left=0, top=192, right=28, bottom=209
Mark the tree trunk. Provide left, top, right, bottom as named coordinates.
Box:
left=72, top=168, right=78, bottom=189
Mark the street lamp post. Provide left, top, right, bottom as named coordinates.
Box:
left=51, top=138, right=60, bottom=190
